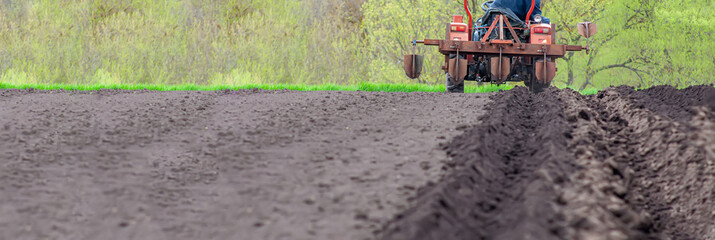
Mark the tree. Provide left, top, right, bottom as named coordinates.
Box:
left=542, top=0, right=611, bottom=87
left=361, top=0, right=462, bottom=83
left=546, top=0, right=713, bottom=89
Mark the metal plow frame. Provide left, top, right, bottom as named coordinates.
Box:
left=406, top=15, right=595, bottom=88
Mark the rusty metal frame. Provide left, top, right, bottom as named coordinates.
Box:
left=480, top=16, right=501, bottom=42
left=416, top=14, right=586, bottom=58
left=417, top=39, right=586, bottom=57
left=503, top=17, right=522, bottom=44
left=411, top=14, right=589, bottom=86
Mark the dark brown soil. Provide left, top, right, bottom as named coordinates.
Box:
left=0, top=89, right=491, bottom=240
left=614, top=85, right=715, bottom=123
left=381, top=85, right=714, bottom=240
left=1, top=85, right=713, bottom=240
left=381, top=87, right=578, bottom=239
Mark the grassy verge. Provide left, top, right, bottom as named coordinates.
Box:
left=0, top=82, right=520, bottom=93
left=0, top=82, right=603, bottom=94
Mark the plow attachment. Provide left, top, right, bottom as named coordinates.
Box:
left=405, top=37, right=591, bottom=86
left=490, top=57, right=510, bottom=83
left=403, top=54, right=424, bottom=79
left=403, top=12, right=596, bottom=93
left=448, top=58, right=468, bottom=84
left=535, top=61, right=556, bottom=83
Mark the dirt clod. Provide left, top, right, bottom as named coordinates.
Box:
left=0, top=89, right=490, bottom=240
left=381, top=85, right=715, bottom=240
left=1, top=85, right=712, bottom=240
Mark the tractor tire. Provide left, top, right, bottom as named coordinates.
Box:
left=446, top=73, right=465, bottom=93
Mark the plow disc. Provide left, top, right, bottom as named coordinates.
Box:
left=448, top=58, right=468, bottom=85
left=535, top=61, right=556, bottom=83
left=490, top=57, right=510, bottom=83
left=577, top=22, right=598, bottom=38
left=403, top=54, right=424, bottom=79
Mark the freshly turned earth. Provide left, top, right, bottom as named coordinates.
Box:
left=382, top=85, right=715, bottom=240
left=1, top=85, right=713, bottom=240
left=0, top=89, right=490, bottom=240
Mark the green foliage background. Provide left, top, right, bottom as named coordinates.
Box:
left=0, top=0, right=712, bottom=89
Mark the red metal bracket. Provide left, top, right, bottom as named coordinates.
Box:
left=480, top=16, right=501, bottom=42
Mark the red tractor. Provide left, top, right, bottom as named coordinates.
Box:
left=404, top=0, right=597, bottom=93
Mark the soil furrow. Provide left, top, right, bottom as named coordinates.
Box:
left=1, top=86, right=712, bottom=240
left=614, top=85, right=715, bottom=124
left=381, top=85, right=714, bottom=240
left=557, top=89, right=659, bottom=239
left=594, top=88, right=715, bottom=239
left=381, top=87, right=576, bottom=240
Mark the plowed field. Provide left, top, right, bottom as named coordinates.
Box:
left=0, top=86, right=713, bottom=240
left=383, top=86, right=714, bottom=240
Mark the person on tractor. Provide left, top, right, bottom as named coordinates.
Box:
left=488, top=0, right=550, bottom=23
left=445, top=0, right=550, bottom=93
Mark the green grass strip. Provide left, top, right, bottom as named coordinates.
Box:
left=578, top=88, right=600, bottom=95
left=0, top=82, right=518, bottom=93
left=0, top=82, right=602, bottom=95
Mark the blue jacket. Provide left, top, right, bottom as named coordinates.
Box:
left=490, top=0, right=550, bottom=23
